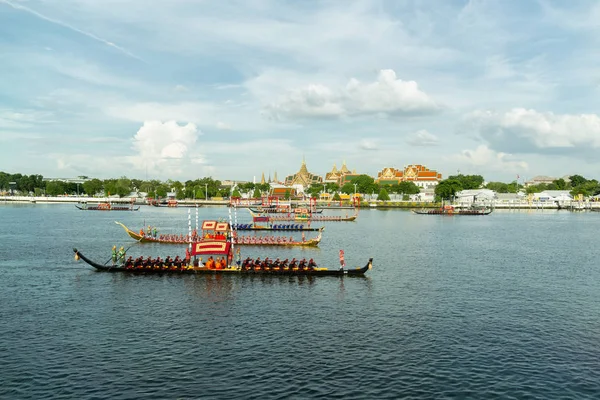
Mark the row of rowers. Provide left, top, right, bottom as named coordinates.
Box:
left=235, top=235, right=306, bottom=244
left=122, top=255, right=225, bottom=270
left=241, top=257, right=318, bottom=271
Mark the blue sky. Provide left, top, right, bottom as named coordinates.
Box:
left=1, top=0, right=600, bottom=182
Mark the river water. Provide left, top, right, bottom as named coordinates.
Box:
left=1, top=204, right=599, bottom=399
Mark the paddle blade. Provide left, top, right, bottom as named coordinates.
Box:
left=74, top=253, right=80, bottom=261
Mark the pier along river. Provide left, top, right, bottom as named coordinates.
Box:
left=1, top=204, right=599, bottom=399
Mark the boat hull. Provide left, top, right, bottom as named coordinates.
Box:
left=249, top=207, right=323, bottom=214
left=75, top=205, right=139, bottom=211
left=412, top=209, right=492, bottom=215
left=115, top=222, right=322, bottom=246
left=73, top=248, right=372, bottom=277
left=250, top=211, right=357, bottom=222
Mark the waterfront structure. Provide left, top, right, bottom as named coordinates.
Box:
left=284, top=159, right=323, bottom=187
left=43, top=176, right=90, bottom=184
left=269, top=184, right=298, bottom=199
left=375, top=164, right=442, bottom=189
left=534, top=190, right=572, bottom=201
left=524, top=175, right=557, bottom=187
left=455, top=189, right=496, bottom=206
left=324, top=161, right=360, bottom=185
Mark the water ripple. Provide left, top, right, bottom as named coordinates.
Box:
left=2, top=206, right=600, bottom=398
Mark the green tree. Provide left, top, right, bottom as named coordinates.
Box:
left=231, top=189, right=242, bottom=198
left=325, top=182, right=340, bottom=193
left=353, top=175, right=378, bottom=194
left=284, top=189, right=291, bottom=200
left=448, top=174, right=484, bottom=190
left=397, top=181, right=420, bottom=195
left=485, top=181, right=509, bottom=193
left=525, top=183, right=548, bottom=194
left=306, top=183, right=322, bottom=199
left=377, top=188, right=390, bottom=201
left=553, top=178, right=567, bottom=190
left=252, top=188, right=261, bottom=198
left=340, top=182, right=355, bottom=195
left=569, top=175, right=587, bottom=188
left=570, top=180, right=600, bottom=197
left=434, top=178, right=463, bottom=200
left=257, top=183, right=270, bottom=193
left=332, top=192, right=341, bottom=201
left=506, top=181, right=520, bottom=193
left=83, top=178, right=104, bottom=196
left=156, top=184, right=169, bottom=198
left=0, top=172, right=9, bottom=190
left=238, top=182, right=255, bottom=194
left=46, top=181, right=66, bottom=196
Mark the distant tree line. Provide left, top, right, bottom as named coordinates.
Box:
left=434, top=174, right=600, bottom=200
left=0, top=172, right=233, bottom=198
left=3, top=171, right=599, bottom=200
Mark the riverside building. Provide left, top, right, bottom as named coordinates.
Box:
left=375, top=164, right=442, bottom=189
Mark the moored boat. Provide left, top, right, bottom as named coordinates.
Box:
left=152, top=200, right=203, bottom=208
left=412, top=205, right=492, bottom=215
left=76, top=202, right=139, bottom=211
left=250, top=210, right=358, bottom=222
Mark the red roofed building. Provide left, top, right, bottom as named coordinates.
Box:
left=269, top=185, right=298, bottom=199
left=376, top=164, right=442, bottom=189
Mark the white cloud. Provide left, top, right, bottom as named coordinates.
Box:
left=216, top=121, right=231, bottom=130
left=359, top=139, right=378, bottom=151
left=450, top=145, right=528, bottom=173
left=406, top=129, right=439, bottom=147
left=0, top=109, right=55, bottom=129
left=128, top=121, right=204, bottom=176
left=174, top=84, right=189, bottom=92
left=464, top=108, right=600, bottom=154
left=264, top=69, right=440, bottom=120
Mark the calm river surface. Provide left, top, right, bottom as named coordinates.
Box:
left=1, top=204, right=599, bottom=399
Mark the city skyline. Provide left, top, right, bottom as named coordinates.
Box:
left=2, top=1, right=600, bottom=182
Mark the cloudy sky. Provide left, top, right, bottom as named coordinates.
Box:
left=1, top=0, right=600, bottom=182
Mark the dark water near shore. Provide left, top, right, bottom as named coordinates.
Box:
left=1, top=204, right=600, bottom=399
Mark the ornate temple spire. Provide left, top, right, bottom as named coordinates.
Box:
left=299, top=158, right=309, bottom=175
left=340, top=159, right=350, bottom=173
left=260, top=172, right=266, bottom=184
left=273, top=171, right=278, bottom=183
